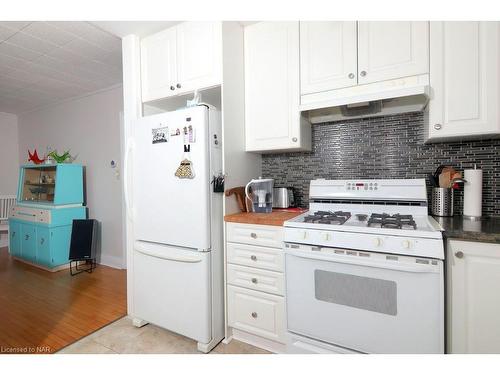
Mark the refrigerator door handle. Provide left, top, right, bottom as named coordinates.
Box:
left=135, top=243, right=203, bottom=263
left=124, top=138, right=135, bottom=222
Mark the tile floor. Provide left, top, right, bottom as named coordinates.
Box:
left=58, top=317, right=269, bottom=354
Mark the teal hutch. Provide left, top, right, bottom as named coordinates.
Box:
left=8, top=164, right=86, bottom=270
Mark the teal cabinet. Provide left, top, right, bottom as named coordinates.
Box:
left=21, top=224, right=36, bottom=262
left=36, top=227, right=52, bottom=266
left=9, top=221, right=21, bottom=257
left=8, top=163, right=87, bottom=270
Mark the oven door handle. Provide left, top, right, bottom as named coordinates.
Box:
left=286, top=251, right=441, bottom=274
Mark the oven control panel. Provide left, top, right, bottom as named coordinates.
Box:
left=346, top=181, right=378, bottom=191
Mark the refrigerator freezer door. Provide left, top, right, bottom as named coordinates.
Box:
left=133, top=241, right=212, bottom=343
left=132, top=106, right=211, bottom=250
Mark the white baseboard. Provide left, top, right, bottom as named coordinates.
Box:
left=98, top=253, right=125, bottom=269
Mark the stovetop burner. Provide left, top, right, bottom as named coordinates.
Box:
left=367, top=213, right=417, bottom=230
left=303, top=210, right=352, bottom=225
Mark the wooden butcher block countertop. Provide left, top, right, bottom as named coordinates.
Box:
left=224, top=209, right=306, bottom=227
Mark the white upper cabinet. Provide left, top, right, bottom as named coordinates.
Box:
left=245, top=22, right=311, bottom=152
left=427, top=21, right=500, bottom=142
left=141, top=27, right=177, bottom=102
left=357, top=21, right=429, bottom=84
left=447, top=240, right=500, bottom=353
left=141, top=22, right=222, bottom=102
left=176, top=22, right=222, bottom=95
left=300, top=22, right=358, bottom=94
left=299, top=21, right=430, bottom=110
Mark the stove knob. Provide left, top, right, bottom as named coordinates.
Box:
left=374, top=238, right=383, bottom=247
left=322, top=233, right=331, bottom=241
left=402, top=240, right=411, bottom=249
left=302, top=231, right=308, bottom=240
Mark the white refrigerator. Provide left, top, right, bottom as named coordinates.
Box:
left=126, top=105, right=224, bottom=353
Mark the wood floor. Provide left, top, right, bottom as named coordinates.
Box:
left=0, top=247, right=126, bottom=354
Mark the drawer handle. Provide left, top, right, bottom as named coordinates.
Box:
left=250, top=232, right=257, bottom=239
left=25, top=234, right=29, bottom=240
left=455, top=251, right=464, bottom=259
left=11, top=231, right=16, bottom=238
left=250, top=255, right=257, bottom=261
left=251, top=277, right=258, bottom=284
left=251, top=312, right=258, bottom=319
left=40, top=238, right=45, bottom=245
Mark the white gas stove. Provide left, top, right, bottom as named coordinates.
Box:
left=284, top=179, right=445, bottom=354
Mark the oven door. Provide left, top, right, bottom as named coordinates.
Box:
left=285, top=245, right=444, bottom=354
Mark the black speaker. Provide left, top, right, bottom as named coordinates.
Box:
left=69, top=219, right=98, bottom=261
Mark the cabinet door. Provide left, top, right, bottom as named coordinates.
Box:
left=176, top=22, right=222, bottom=95
left=427, top=22, right=499, bottom=141
left=357, top=21, right=429, bottom=84
left=50, top=226, right=72, bottom=267
left=9, top=221, right=21, bottom=257
left=447, top=240, right=500, bottom=353
left=36, top=227, right=51, bottom=266
left=300, top=21, right=358, bottom=94
left=245, top=22, right=309, bottom=152
left=141, top=27, right=177, bottom=102
left=20, top=224, right=36, bottom=262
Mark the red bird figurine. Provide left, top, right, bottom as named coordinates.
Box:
left=28, top=149, right=45, bottom=164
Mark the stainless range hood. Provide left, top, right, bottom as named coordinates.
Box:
left=300, top=80, right=430, bottom=124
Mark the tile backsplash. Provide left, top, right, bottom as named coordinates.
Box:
left=262, top=111, right=500, bottom=216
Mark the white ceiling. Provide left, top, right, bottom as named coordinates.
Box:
left=91, top=21, right=179, bottom=38
left=0, top=21, right=122, bottom=114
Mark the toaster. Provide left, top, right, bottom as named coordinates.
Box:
left=272, top=187, right=295, bottom=208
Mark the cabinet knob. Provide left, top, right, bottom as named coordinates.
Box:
left=251, top=312, right=258, bottom=318
left=40, top=238, right=45, bottom=245
left=434, top=123, right=442, bottom=130
left=360, top=71, right=367, bottom=77
left=348, top=73, right=355, bottom=79
left=250, top=255, right=257, bottom=261
left=251, top=277, right=258, bottom=284
left=292, top=137, right=298, bottom=142
left=250, top=232, right=257, bottom=239
left=455, top=251, right=464, bottom=259
left=25, top=234, right=29, bottom=240
left=170, top=86, right=175, bottom=91
left=12, top=231, right=15, bottom=238
left=176, top=83, right=181, bottom=89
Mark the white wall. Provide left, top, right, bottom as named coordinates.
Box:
left=0, top=112, right=19, bottom=247
left=17, top=86, right=125, bottom=268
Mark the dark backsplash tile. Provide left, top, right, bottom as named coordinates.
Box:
left=262, top=111, right=500, bottom=216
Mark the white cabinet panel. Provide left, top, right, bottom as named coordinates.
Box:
left=227, top=285, right=286, bottom=343
left=300, top=21, right=358, bottom=94
left=244, top=22, right=310, bottom=152
left=176, top=21, right=222, bottom=95
left=427, top=22, right=500, bottom=141
left=447, top=240, right=500, bottom=353
left=226, top=242, right=284, bottom=272
left=227, top=263, right=285, bottom=296
left=226, top=222, right=283, bottom=249
left=357, top=21, right=429, bottom=84
left=140, top=22, right=222, bottom=102
left=141, top=27, right=177, bottom=102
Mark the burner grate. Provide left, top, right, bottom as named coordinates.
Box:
left=303, top=210, right=352, bottom=225
left=367, top=213, right=417, bottom=230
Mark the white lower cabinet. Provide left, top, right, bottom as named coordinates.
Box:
left=447, top=240, right=500, bottom=353
left=227, top=285, right=286, bottom=343
left=226, top=222, right=287, bottom=348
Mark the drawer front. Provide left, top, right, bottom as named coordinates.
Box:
left=226, top=222, right=283, bottom=248
left=9, top=206, right=51, bottom=224
left=227, top=242, right=284, bottom=272
left=227, top=264, right=285, bottom=296
left=36, top=209, right=51, bottom=224
left=227, top=285, right=286, bottom=343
